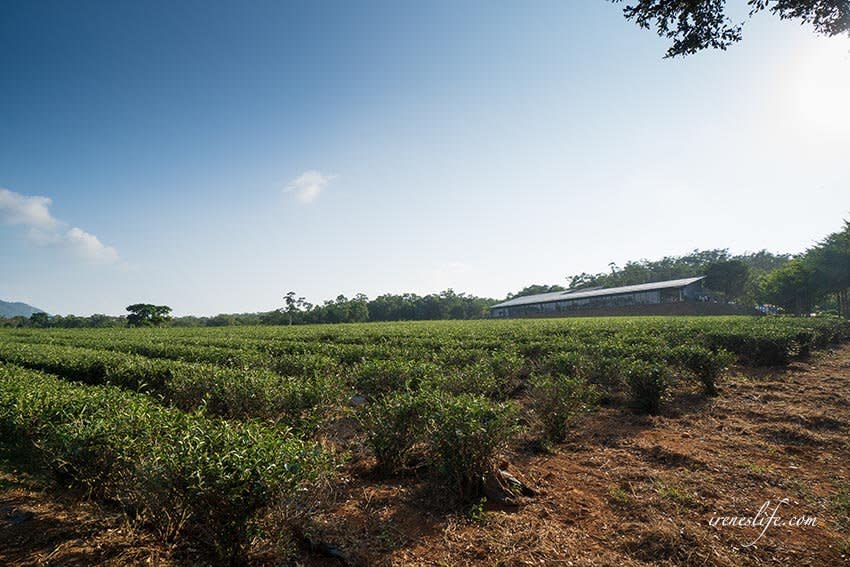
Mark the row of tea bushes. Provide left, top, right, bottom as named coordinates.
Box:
left=9, top=317, right=849, bottom=378
left=0, top=341, right=342, bottom=427
left=0, top=363, right=334, bottom=563
left=1, top=331, right=277, bottom=369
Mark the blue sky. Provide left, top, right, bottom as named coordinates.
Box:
left=2, top=1, right=848, bottom=316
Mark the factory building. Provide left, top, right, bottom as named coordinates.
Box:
left=490, top=277, right=709, bottom=318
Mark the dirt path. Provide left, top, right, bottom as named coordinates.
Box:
left=2, top=346, right=849, bottom=566
left=313, top=345, right=850, bottom=566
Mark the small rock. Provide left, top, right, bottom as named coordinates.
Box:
left=348, top=395, right=367, bottom=407
left=483, top=467, right=537, bottom=506
left=499, top=469, right=537, bottom=497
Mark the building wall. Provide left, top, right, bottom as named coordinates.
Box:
left=492, top=281, right=715, bottom=318
left=682, top=280, right=706, bottom=300
left=493, top=302, right=754, bottom=319
left=499, top=289, right=671, bottom=317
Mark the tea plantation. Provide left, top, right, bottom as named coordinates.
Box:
left=1, top=316, right=847, bottom=562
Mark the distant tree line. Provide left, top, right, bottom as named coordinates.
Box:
left=1, top=303, right=175, bottom=329
left=760, top=221, right=850, bottom=317
left=1, top=312, right=128, bottom=329
left=3, top=222, right=848, bottom=327
left=259, top=289, right=495, bottom=326
left=553, top=222, right=849, bottom=317
left=0, top=290, right=496, bottom=328
left=563, top=249, right=790, bottom=306
left=506, top=284, right=567, bottom=299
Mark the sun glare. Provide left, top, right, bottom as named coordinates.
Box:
left=792, top=40, right=850, bottom=134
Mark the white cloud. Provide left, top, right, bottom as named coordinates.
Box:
left=66, top=227, right=120, bottom=264
left=0, top=187, right=120, bottom=264
left=0, top=188, right=59, bottom=230
left=285, top=170, right=336, bottom=204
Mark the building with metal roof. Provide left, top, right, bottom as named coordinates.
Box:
left=490, top=276, right=708, bottom=318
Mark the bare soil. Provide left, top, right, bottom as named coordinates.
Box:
left=0, top=473, right=173, bottom=566
left=3, top=346, right=850, bottom=566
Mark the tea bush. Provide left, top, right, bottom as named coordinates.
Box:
left=361, top=389, right=519, bottom=500
left=361, top=389, right=430, bottom=472
left=625, top=360, right=672, bottom=414
left=424, top=391, right=519, bottom=501
left=529, top=372, right=600, bottom=441
left=540, top=351, right=587, bottom=377
left=351, top=358, right=416, bottom=398
left=667, top=345, right=734, bottom=396
left=0, top=363, right=333, bottom=563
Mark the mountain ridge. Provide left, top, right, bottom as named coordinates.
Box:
left=0, top=300, right=46, bottom=318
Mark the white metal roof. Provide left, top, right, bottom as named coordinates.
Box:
left=491, top=276, right=705, bottom=308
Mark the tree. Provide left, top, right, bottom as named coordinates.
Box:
left=615, top=0, right=850, bottom=57
left=807, top=220, right=850, bottom=317
left=507, top=284, right=567, bottom=299
left=350, top=293, right=370, bottom=322
left=126, top=304, right=172, bottom=327
left=753, top=221, right=850, bottom=317
left=738, top=250, right=791, bottom=274
left=567, top=249, right=731, bottom=290
left=760, top=259, right=817, bottom=315
left=4, top=316, right=28, bottom=328
left=88, top=314, right=120, bottom=328
left=282, top=291, right=310, bottom=325
left=705, top=260, right=750, bottom=300
left=29, top=312, right=49, bottom=327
